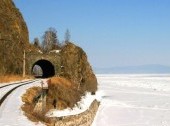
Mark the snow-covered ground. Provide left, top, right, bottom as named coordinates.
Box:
left=0, top=79, right=31, bottom=88
left=0, top=80, right=34, bottom=100
left=46, top=92, right=97, bottom=117
left=0, top=79, right=98, bottom=126
left=1, top=74, right=170, bottom=126
left=0, top=80, right=44, bottom=126
left=92, top=74, right=170, bottom=126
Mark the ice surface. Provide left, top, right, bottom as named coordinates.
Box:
left=92, top=74, right=170, bottom=126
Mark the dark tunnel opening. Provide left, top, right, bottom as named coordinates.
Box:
left=32, top=60, right=55, bottom=78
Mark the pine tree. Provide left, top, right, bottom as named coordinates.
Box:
left=33, top=37, right=40, bottom=48
left=64, top=29, right=71, bottom=44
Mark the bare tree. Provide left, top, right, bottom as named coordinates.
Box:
left=42, top=27, right=59, bottom=53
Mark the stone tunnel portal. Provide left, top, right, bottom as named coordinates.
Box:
left=32, top=59, right=55, bottom=78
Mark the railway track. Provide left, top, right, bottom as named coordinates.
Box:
left=0, top=79, right=43, bottom=125
left=0, top=80, right=37, bottom=89
left=0, top=79, right=39, bottom=107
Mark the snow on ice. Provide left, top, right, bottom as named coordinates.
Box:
left=92, top=74, right=170, bottom=126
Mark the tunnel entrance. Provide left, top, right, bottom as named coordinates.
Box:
left=32, top=60, right=55, bottom=78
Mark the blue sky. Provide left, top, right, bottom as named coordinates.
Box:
left=14, top=0, right=170, bottom=68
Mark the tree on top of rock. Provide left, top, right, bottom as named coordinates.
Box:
left=33, top=37, right=40, bottom=49
left=64, top=29, right=71, bottom=44
left=42, top=27, right=60, bottom=53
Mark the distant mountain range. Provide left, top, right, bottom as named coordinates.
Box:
left=94, top=64, right=170, bottom=74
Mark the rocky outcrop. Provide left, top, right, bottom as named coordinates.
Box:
left=60, top=42, right=97, bottom=93
left=0, top=0, right=29, bottom=74
left=21, top=42, right=98, bottom=124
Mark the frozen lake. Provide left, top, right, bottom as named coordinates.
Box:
left=92, top=74, right=170, bottom=126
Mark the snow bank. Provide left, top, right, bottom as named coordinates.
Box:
left=46, top=92, right=101, bottom=117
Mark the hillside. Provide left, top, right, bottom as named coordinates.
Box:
left=0, top=0, right=29, bottom=74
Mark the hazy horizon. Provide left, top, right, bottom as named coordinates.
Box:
left=94, top=64, right=170, bottom=74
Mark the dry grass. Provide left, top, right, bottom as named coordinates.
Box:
left=21, top=86, right=46, bottom=122
left=47, top=77, right=82, bottom=109
left=50, top=77, right=77, bottom=89
left=0, top=75, right=33, bottom=83
left=21, top=77, right=83, bottom=124
left=21, top=86, right=42, bottom=104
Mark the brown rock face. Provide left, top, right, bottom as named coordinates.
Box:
left=60, top=42, right=98, bottom=93
left=0, top=0, right=29, bottom=74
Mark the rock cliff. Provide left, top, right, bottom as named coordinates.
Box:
left=60, top=43, right=97, bottom=93
left=0, top=0, right=29, bottom=74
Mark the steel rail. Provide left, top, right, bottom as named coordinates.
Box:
left=0, top=80, right=38, bottom=106
left=0, top=79, right=37, bottom=89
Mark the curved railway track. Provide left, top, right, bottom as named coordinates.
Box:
left=0, top=80, right=39, bottom=107
left=0, top=80, right=37, bottom=89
